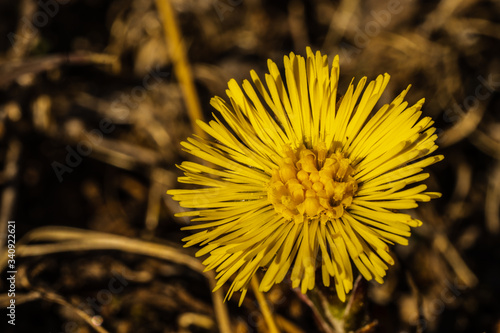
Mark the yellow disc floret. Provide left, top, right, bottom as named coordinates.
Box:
left=268, top=144, right=357, bottom=223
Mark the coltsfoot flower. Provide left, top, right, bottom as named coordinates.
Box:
left=168, top=47, right=443, bottom=304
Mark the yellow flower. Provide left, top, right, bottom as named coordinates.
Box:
left=168, top=47, right=443, bottom=304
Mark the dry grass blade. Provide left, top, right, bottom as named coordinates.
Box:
left=322, top=0, right=360, bottom=50
left=485, top=162, right=500, bottom=233
left=251, top=276, right=281, bottom=333
left=0, top=140, right=21, bottom=249
left=438, top=104, right=486, bottom=148
left=0, top=291, right=41, bottom=307
left=41, top=290, right=111, bottom=333
left=0, top=53, right=119, bottom=88
left=471, top=130, right=500, bottom=159
left=433, top=233, right=478, bottom=288
left=154, top=0, right=205, bottom=139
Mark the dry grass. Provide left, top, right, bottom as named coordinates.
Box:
left=0, top=0, right=499, bottom=332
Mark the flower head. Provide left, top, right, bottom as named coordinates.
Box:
left=168, top=48, right=443, bottom=304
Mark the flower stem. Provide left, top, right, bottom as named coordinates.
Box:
left=251, top=277, right=280, bottom=333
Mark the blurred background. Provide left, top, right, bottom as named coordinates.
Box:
left=0, top=0, right=499, bottom=332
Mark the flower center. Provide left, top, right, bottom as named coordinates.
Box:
left=268, top=144, right=357, bottom=223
